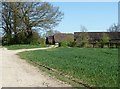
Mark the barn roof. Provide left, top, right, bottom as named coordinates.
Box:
left=54, top=33, right=74, bottom=43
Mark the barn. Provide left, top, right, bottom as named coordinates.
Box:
left=46, top=33, right=74, bottom=45
left=74, top=32, right=120, bottom=48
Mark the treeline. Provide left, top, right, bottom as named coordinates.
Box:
left=1, top=2, right=63, bottom=45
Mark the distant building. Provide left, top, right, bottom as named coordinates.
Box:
left=46, top=36, right=55, bottom=45
left=46, top=33, right=74, bottom=45
left=74, top=32, right=120, bottom=48
left=46, top=32, right=120, bottom=48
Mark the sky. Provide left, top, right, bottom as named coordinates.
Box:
left=0, top=1, right=118, bottom=35
left=50, top=2, right=118, bottom=33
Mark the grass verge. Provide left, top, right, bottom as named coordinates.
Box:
left=4, top=44, right=46, bottom=50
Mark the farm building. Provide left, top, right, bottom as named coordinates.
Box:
left=74, top=32, right=120, bottom=48
left=46, top=32, right=120, bottom=48
left=46, top=33, right=74, bottom=45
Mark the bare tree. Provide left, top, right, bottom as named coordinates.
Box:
left=107, top=24, right=120, bottom=32
left=80, top=25, right=88, bottom=32
left=78, top=25, right=89, bottom=47
left=2, top=2, right=23, bottom=44
left=2, top=2, right=64, bottom=45
left=19, top=2, right=63, bottom=35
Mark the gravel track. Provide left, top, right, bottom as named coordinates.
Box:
left=0, top=47, right=71, bottom=87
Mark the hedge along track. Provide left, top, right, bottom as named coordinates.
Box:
left=28, top=59, right=94, bottom=89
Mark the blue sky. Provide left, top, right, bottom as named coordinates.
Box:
left=51, top=2, right=118, bottom=33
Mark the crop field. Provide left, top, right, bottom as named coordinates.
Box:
left=19, top=48, right=118, bottom=87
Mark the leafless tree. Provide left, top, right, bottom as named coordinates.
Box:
left=107, top=24, right=120, bottom=32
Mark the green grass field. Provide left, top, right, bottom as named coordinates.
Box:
left=18, top=48, right=118, bottom=87
left=5, top=44, right=45, bottom=50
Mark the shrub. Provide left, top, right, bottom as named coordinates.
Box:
left=16, top=31, right=40, bottom=45
left=67, top=41, right=76, bottom=47
left=61, top=42, right=68, bottom=47
left=100, top=33, right=109, bottom=48
left=17, top=31, right=27, bottom=44
left=2, top=34, right=13, bottom=45
left=30, top=32, right=40, bottom=45
left=39, top=38, right=46, bottom=47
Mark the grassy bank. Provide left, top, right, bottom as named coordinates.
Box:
left=18, top=48, right=118, bottom=87
left=5, top=44, right=45, bottom=50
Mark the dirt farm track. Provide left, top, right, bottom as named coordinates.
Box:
left=0, top=47, right=70, bottom=87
